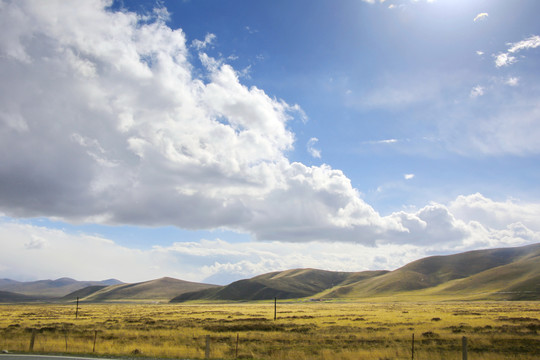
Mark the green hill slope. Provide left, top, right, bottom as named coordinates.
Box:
left=423, top=251, right=540, bottom=300
left=322, top=243, right=540, bottom=300
left=173, top=243, right=540, bottom=302
left=171, top=269, right=386, bottom=302
left=60, top=285, right=108, bottom=301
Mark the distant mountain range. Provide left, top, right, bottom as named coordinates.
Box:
left=0, top=277, right=123, bottom=298
left=2, top=243, right=539, bottom=303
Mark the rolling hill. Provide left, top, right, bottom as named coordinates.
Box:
left=66, top=277, right=220, bottom=302
left=170, top=269, right=387, bottom=302
left=319, top=242, right=540, bottom=300
left=172, top=243, right=540, bottom=302
left=2, top=243, right=538, bottom=303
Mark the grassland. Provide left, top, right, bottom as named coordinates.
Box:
left=0, top=301, right=538, bottom=359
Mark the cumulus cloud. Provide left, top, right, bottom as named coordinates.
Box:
left=404, top=174, right=414, bottom=180
left=307, top=137, right=322, bottom=158
left=0, top=218, right=425, bottom=283
left=1, top=0, right=539, bottom=260
left=0, top=0, right=400, bottom=243
left=3, top=191, right=538, bottom=283
left=449, top=193, right=540, bottom=231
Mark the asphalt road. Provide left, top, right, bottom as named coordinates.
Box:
left=0, top=355, right=192, bottom=360
left=0, top=355, right=120, bottom=360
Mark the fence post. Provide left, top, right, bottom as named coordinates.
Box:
left=93, top=330, right=98, bottom=353
left=205, top=335, right=210, bottom=359
left=462, top=336, right=468, bottom=360
left=411, top=333, right=414, bottom=360
left=29, top=329, right=36, bottom=352
left=75, top=297, right=79, bottom=319
left=64, top=330, right=68, bottom=351
left=235, top=333, right=239, bottom=359
left=274, top=297, right=277, bottom=321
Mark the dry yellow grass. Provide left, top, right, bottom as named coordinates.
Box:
left=0, top=301, right=538, bottom=359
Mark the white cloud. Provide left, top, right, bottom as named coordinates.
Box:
left=307, top=137, right=322, bottom=158
left=0, top=218, right=424, bottom=283
left=476, top=50, right=484, bottom=56
left=0, top=219, right=157, bottom=282
left=495, top=52, right=517, bottom=67
left=470, top=85, right=484, bottom=98
left=362, top=0, right=435, bottom=5
left=1, top=0, right=539, bottom=268
left=2, top=191, right=538, bottom=283
left=449, top=193, right=540, bottom=231
left=506, top=77, right=519, bottom=86
left=24, top=235, right=48, bottom=250
left=364, top=139, right=399, bottom=145
left=191, top=33, right=216, bottom=50
left=404, top=174, right=415, bottom=180
left=508, top=35, right=540, bottom=53
left=494, top=35, right=540, bottom=67
left=0, top=1, right=407, bottom=244
left=473, top=13, right=488, bottom=22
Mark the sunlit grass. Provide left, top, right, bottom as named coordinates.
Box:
left=0, top=301, right=538, bottom=359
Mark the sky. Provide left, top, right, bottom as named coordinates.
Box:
left=1, top=0, right=539, bottom=285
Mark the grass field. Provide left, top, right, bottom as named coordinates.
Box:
left=0, top=301, right=538, bottom=359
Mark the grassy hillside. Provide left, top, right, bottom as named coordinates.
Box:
left=4, top=243, right=539, bottom=303
left=173, top=243, right=540, bottom=302
left=78, top=277, right=219, bottom=302
left=423, top=251, right=540, bottom=300
left=321, top=243, right=540, bottom=300
left=61, top=285, right=108, bottom=301
left=171, top=269, right=386, bottom=302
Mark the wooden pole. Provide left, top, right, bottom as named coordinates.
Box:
left=235, top=333, right=239, bottom=359
left=274, top=297, right=277, bottom=321
left=29, top=329, right=36, bottom=352
left=64, top=330, right=68, bottom=351
left=462, top=336, right=468, bottom=360
left=75, top=297, right=79, bottom=319
left=205, top=335, right=210, bottom=359
left=93, top=330, right=98, bottom=353
left=411, top=333, right=414, bottom=360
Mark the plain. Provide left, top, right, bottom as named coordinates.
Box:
left=0, top=301, right=539, bottom=360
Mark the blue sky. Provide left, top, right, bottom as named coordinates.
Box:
left=1, top=0, right=539, bottom=284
